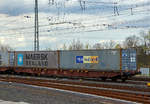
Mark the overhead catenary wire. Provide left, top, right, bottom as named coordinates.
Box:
left=1, top=6, right=149, bottom=34
left=1, top=22, right=149, bottom=39
left=1, top=0, right=150, bottom=39
left=1, top=0, right=149, bottom=28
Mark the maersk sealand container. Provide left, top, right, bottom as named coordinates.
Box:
left=14, top=51, right=58, bottom=69
left=59, top=49, right=137, bottom=71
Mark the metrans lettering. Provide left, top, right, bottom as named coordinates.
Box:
left=84, top=56, right=98, bottom=63
left=76, top=56, right=98, bottom=63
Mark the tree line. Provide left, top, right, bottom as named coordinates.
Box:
left=61, top=31, right=150, bottom=51
left=60, top=31, right=150, bottom=67
left=1, top=30, right=150, bottom=67
left=0, top=44, right=13, bottom=52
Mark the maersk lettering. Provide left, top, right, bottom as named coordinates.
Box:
left=26, top=54, right=48, bottom=60
left=25, top=53, right=48, bottom=67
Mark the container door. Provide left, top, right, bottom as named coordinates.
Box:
left=129, top=49, right=137, bottom=70
left=122, top=49, right=136, bottom=70
left=9, top=52, right=14, bottom=66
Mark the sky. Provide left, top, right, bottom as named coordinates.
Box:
left=0, top=0, right=150, bottom=51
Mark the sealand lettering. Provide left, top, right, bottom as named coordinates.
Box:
left=26, top=60, right=48, bottom=67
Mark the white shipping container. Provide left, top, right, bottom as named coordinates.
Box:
left=15, top=51, right=59, bottom=69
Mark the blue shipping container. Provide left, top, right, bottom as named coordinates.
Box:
left=122, top=49, right=137, bottom=70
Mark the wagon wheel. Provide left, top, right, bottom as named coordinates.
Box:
left=121, top=78, right=126, bottom=82
left=101, top=77, right=107, bottom=81
left=111, top=78, right=117, bottom=82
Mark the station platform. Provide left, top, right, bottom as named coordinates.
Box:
left=0, top=100, right=28, bottom=104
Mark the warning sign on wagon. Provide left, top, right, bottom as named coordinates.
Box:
left=76, top=56, right=98, bottom=64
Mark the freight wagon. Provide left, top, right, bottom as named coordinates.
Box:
left=7, top=49, right=140, bottom=82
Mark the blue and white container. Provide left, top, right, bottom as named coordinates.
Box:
left=122, top=49, right=137, bottom=70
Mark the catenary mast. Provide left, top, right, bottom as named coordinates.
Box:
left=34, top=0, right=39, bottom=51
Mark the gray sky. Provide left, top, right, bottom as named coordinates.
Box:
left=0, top=0, right=150, bottom=51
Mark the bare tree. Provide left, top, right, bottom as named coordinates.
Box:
left=140, top=31, right=150, bottom=49
left=62, top=43, right=67, bottom=50
left=0, top=44, right=14, bottom=51
left=93, top=43, right=103, bottom=49
left=123, top=35, right=140, bottom=48
left=85, top=43, right=90, bottom=49
left=102, top=40, right=116, bottom=49
left=68, top=45, right=73, bottom=50
left=68, top=39, right=83, bottom=50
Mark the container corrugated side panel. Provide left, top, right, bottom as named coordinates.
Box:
left=59, top=50, right=120, bottom=70
left=15, top=51, right=58, bottom=69
left=0, top=51, right=9, bottom=67
left=122, top=49, right=137, bottom=70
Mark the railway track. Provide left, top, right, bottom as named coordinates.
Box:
left=131, top=76, right=150, bottom=81
left=85, top=78, right=148, bottom=85
left=0, top=75, right=150, bottom=103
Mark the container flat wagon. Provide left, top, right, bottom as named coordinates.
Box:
left=11, top=49, right=140, bottom=81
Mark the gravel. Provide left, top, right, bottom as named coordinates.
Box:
left=0, top=81, right=137, bottom=104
